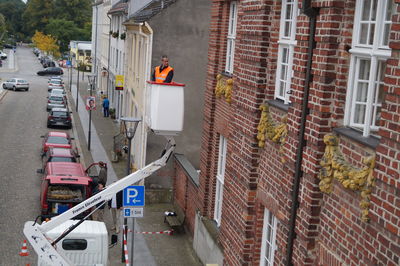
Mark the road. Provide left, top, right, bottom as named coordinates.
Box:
left=0, top=46, right=68, bottom=265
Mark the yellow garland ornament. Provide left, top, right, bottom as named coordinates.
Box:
left=214, top=74, right=233, bottom=104
left=318, top=134, right=376, bottom=222
left=256, top=104, right=288, bottom=162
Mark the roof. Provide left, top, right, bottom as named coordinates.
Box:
left=47, top=162, right=86, bottom=177
left=131, top=0, right=176, bottom=23
left=77, top=43, right=91, bottom=50
left=49, top=148, right=74, bottom=157
left=108, top=0, right=128, bottom=15
left=48, top=131, right=69, bottom=138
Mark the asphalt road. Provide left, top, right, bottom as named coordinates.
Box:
left=0, top=46, right=69, bottom=265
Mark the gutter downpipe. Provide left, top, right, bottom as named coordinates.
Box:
left=285, top=1, right=319, bottom=265
left=107, top=14, right=112, bottom=98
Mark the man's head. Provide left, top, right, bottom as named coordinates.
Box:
left=161, top=55, right=169, bottom=68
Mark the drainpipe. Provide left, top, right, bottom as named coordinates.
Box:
left=285, top=1, right=319, bottom=265
left=107, top=14, right=112, bottom=98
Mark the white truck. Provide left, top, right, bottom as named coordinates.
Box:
left=24, top=136, right=176, bottom=266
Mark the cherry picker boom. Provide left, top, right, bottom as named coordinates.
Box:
left=23, top=136, right=176, bottom=266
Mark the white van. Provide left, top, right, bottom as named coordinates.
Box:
left=38, top=220, right=108, bottom=266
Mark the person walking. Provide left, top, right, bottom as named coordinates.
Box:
left=151, top=55, right=174, bottom=83
left=98, top=161, right=108, bottom=185
left=102, top=96, right=110, bottom=117
left=92, top=181, right=106, bottom=221
left=108, top=191, right=123, bottom=233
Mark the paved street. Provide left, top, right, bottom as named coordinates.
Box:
left=0, top=46, right=66, bottom=265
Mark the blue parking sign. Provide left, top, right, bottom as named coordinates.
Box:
left=123, top=186, right=145, bottom=207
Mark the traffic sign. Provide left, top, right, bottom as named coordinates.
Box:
left=123, top=186, right=145, bottom=207
left=123, top=207, right=144, bottom=218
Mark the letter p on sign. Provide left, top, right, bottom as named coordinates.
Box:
left=123, top=185, right=145, bottom=207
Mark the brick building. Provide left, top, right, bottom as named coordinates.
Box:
left=173, top=0, right=400, bottom=265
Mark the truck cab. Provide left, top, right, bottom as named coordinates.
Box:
left=40, top=162, right=94, bottom=220
left=38, top=220, right=108, bottom=266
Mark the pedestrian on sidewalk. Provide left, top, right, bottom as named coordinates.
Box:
left=102, top=96, right=110, bottom=117
left=151, top=55, right=174, bottom=83
left=92, top=181, right=106, bottom=221
left=98, top=161, right=108, bottom=185
left=108, top=191, right=123, bottom=233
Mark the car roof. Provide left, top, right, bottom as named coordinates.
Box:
left=46, top=162, right=86, bottom=176
left=49, top=93, right=64, bottom=97
left=48, top=131, right=69, bottom=138
left=49, top=148, right=74, bottom=157
left=51, top=108, right=68, bottom=112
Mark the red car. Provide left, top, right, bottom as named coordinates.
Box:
left=41, top=131, right=73, bottom=155
left=40, top=162, right=94, bottom=220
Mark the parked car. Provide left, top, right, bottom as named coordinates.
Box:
left=47, top=94, right=67, bottom=111
left=43, top=59, right=56, bottom=68
left=48, top=79, right=65, bottom=91
left=47, top=108, right=72, bottom=129
left=48, top=88, right=66, bottom=97
left=41, top=147, right=79, bottom=171
left=37, top=67, right=64, bottom=76
left=48, top=76, right=64, bottom=83
left=0, top=51, right=7, bottom=60
left=4, top=44, right=14, bottom=49
left=41, top=131, right=73, bottom=155
left=2, top=78, right=29, bottom=91
left=39, top=162, right=95, bottom=220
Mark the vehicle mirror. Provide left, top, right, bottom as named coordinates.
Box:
left=36, top=169, right=44, bottom=174
left=110, top=234, right=118, bottom=246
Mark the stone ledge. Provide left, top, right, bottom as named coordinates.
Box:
left=333, top=127, right=380, bottom=149
left=267, top=99, right=291, bottom=112
left=174, top=153, right=200, bottom=187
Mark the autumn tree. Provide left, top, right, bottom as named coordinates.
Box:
left=32, top=31, right=60, bottom=57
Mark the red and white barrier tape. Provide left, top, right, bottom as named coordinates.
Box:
left=127, top=229, right=174, bottom=235
left=123, top=226, right=129, bottom=266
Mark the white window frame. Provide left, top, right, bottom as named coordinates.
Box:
left=214, top=135, right=227, bottom=226
left=225, top=1, right=238, bottom=74
left=260, top=208, right=278, bottom=266
left=344, top=0, right=393, bottom=137
left=275, top=0, right=298, bottom=104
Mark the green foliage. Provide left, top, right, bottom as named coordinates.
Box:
left=0, top=0, right=27, bottom=41
left=52, top=0, right=92, bottom=28
left=22, top=0, right=54, bottom=35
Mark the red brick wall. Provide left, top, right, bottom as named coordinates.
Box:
left=174, top=0, right=400, bottom=265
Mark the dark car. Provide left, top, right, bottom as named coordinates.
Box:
left=43, top=59, right=56, bottom=68
left=40, top=147, right=79, bottom=171
left=47, top=108, right=72, bottom=128
left=37, top=67, right=64, bottom=76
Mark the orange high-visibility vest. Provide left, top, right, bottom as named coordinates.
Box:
left=154, top=66, right=173, bottom=83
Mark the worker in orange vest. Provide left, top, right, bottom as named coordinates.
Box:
left=152, top=55, right=174, bottom=83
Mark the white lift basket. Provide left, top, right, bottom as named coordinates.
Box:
left=145, top=81, right=185, bottom=136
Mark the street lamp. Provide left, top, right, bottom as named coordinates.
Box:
left=75, top=60, right=81, bottom=112
left=120, top=117, right=141, bottom=263
left=87, top=74, right=96, bottom=151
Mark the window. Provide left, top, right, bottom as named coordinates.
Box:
left=260, top=209, right=277, bottom=266
left=275, top=0, right=298, bottom=104
left=345, top=0, right=393, bottom=137
left=225, top=1, right=238, bottom=74
left=214, top=135, right=227, bottom=226
left=62, top=239, right=88, bottom=250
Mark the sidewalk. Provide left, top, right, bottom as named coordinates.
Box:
left=67, top=70, right=201, bottom=266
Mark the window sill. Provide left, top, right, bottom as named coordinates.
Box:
left=201, top=217, right=223, bottom=250
left=267, top=99, right=291, bottom=112
left=333, top=127, right=380, bottom=149
left=220, top=71, right=233, bottom=78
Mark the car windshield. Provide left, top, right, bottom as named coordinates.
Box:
left=17, top=80, right=27, bottom=83
left=47, top=136, right=69, bottom=144
left=49, top=157, right=75, bottom=163
left=51, top=90, right=64, bottom=94
left=52, top=111, right=68, bottom=117
left=50, top=80, right=61, bottom=84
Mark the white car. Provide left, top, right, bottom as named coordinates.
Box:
left=48, top=88, right=66, bottom=97
left=2, top=78, right=29, bottom=91
left=0, top=51, right=7, bottom=60
left=48, top=79, right=64, bottom=91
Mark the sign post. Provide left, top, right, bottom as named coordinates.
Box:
left=123, top=185, right=145, bottom=264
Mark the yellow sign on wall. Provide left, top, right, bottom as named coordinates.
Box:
left=116, top=75, right=124, bottom=90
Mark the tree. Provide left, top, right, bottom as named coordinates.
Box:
left=32, top=31, right=60, bottom=57
left=53, top=0, right=92, bottom=28
left=0, top=0, right=27, bottom=41
left=22, top=0, right=54, bottom=35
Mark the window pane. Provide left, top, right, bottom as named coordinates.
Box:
left=62, top=239, right=87, bottom=250
left=383, top=24, right=390, bottom=46
left=354, top=104, right=366, bottom=124
left=362, top=0, right=371, bottom=20
left=371, top=0, right=377, bottom=20
left=386, top=0, right=393, bottom=20
left=285, top=3, right=292, bottom=20
left=358, top=59, right=371, bottom=80
left=284, top=21, right=291, bottom=37
left=360, top=24, right=369, bottom=44
left=356, top=82, right=369, bottom=102
left=369, top=23, right=375, bottom=45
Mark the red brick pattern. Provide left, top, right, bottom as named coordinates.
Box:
left=172, top=0, right=400, bottom=265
